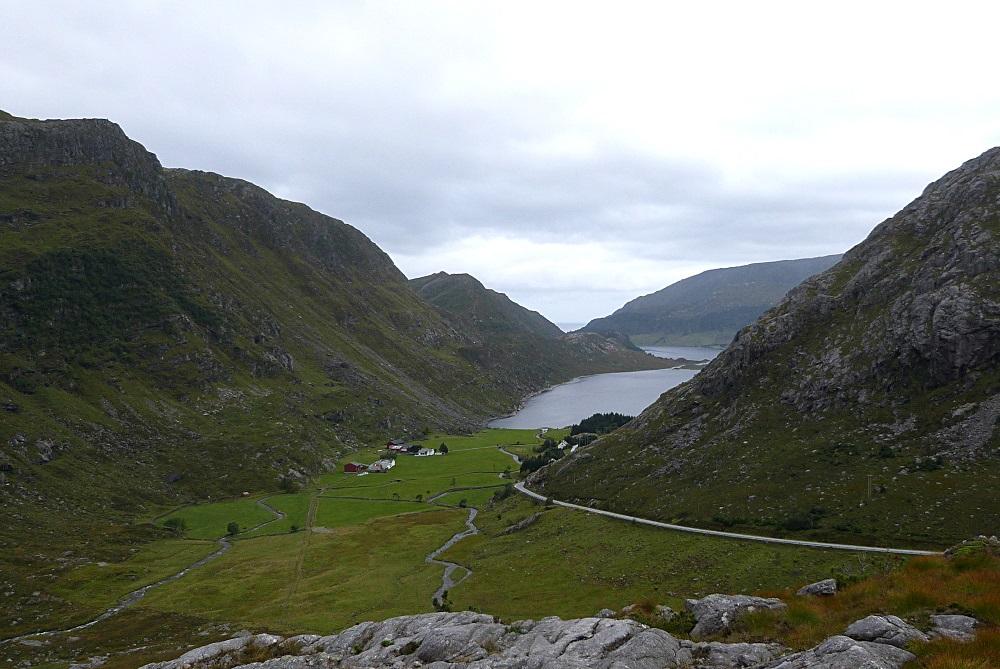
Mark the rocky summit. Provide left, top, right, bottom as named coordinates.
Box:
left=139, top=609, right=939, bottom=669
left=535, top=147, right=1000, bottom=546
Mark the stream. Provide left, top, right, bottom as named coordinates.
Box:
left=425, top=507, right=479, bottom=607
left=0, top=497, right=284, bottom=647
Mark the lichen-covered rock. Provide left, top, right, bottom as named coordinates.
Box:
left=929, top=614, right=978, bottom=641
left=763, top=634, right=915, bottom=669
left=141, top=632, right=283, bottom=669
left=796, top=578, right=837, bottom=597
left=684, top=594, right=787, bottom=638
left=844, top=614, right=929, bottom=648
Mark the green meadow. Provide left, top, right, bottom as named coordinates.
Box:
left=14, top=427, right=956, bottom=669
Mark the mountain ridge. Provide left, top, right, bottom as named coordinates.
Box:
left=582, top=254, right=842, bottom=347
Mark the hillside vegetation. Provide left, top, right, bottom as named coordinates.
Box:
left=0, top=112, right=662, bottom=637
left=411, top=271, right=672, bottom=387
left=582, top=255, right=841, bottom=346
left=537, top=148, right=1000, bottom=547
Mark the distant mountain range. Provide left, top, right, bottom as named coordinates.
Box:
left=581, top=255, right=842, bottom=347
left=536, top=147, right=1000, bottom=546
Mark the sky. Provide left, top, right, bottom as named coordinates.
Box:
left=3, top=2, right=1000, bottom=323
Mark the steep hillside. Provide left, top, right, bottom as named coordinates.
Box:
left=536, top=148, right=1000, bottom=547
left=411, top=271, right=673, bottom=389
left=411, top=272, right=563, bottom=339
left=582, top=255, right=841, bottom=346
left=0, top=112, right=662, bottom=587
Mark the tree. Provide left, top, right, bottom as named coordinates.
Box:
left=440, top=443, right=449, bottom=455
left=226, top=521, right=240, bottom=536
left=163, top=517, right=187, bottom=536
left=415, top=493, right=423, bottom=502
left=458, top=498, right=468, bottom=508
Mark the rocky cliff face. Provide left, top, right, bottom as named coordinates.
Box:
left=536, top=148, right=1000, bottom=546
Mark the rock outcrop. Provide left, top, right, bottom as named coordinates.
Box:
left=141, top=612, right=788, bottom=669
left=684, top=594, right=787, bottom=638
left=928, top=614, right=978, bottom=642
left=762, top=635, right=914, bottom=669
left=142, top=608, right=951, bottom=669
left=795, top=579, right=837, bottom=597
left=843, top=615, right=929, bottom=648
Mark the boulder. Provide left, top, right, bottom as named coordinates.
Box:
left=763, top=634, right=915, bottom=669
left=929, top=614, right=977, bottom=641
left=655, top=604, right=677, bottom=622
left=844, top=614, right=929, bottom=648
left=684, top=594, right=787, bottom=638
left=595, top=608, right=616, bottom=618
left=796, top=578, right=837, bottom=597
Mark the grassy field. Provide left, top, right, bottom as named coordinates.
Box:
left=158, top=498, right=277, bottom=540
left=140, top=508, right=466, bottom=633
left=244, top=493, right=313, bottom=537
left=314, top=498, right=432, bottom=526
left=48, top=539, right=218, bottom=618
left=441, top=496, right=898, bottom=619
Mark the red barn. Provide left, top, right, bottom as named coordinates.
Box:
left=343, top=462, right=367, bottom=473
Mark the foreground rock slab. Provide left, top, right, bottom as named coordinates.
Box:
left=929, top=614, right=978, bottom=641
left=762, top=635, right=915, bottom=669
left=142, top=611, right=786, bottom=669
left=844, top=614, right=929, bottom=648
left=684, top=594, right=787, bottom=638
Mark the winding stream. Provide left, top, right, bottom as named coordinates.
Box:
left=425, top=507, right=479, bottom=606
left=0, top=496, right=285, bottom=647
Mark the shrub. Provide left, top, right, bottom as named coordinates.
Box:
left=163, top=517, right=187, bottom=536
left=227, top=521, right=240, bottom=536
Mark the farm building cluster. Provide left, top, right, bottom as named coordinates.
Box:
left=342, top=439, right=440, bottom=475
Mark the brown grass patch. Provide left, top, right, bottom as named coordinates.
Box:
left=724, top=553, right=999, bottom=654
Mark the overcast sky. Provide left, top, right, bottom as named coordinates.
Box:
left=4, top=2, right=1000, bottom=323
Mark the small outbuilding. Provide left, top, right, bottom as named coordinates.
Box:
left=343, top=462, right=368, bottom=473
left=368, top=458, right=397, bottom=473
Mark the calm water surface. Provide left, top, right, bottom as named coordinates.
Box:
left=488, top=343, right=725, bottom=429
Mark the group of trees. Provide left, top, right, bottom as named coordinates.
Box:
left=569, top=412, right=634, bottom=435
left=520, top=438, right=566, bottom=474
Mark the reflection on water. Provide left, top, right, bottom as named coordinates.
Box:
left=489, top=366, right=698, bottom=429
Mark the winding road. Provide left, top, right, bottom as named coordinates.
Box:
left=513, top=482, right=941, bottom=556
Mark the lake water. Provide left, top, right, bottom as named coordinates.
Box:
left=487, top=342, right=726, bottom=429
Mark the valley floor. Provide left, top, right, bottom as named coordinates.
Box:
left=2, top=429, right=996, bottom=669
